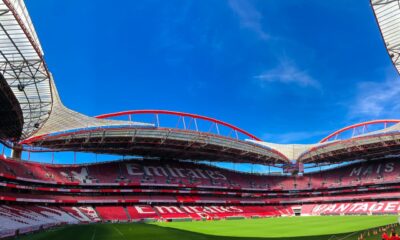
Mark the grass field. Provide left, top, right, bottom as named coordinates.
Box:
left=15, top=216, right=399, bottom=240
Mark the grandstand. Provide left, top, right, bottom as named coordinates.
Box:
left=0, top=154, right=400, bottom=237
left=0, top=0, right=399, bottom=239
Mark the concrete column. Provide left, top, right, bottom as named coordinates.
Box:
left=11, top=144, right=22, bottom=159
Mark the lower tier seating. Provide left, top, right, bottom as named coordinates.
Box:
left=1, top=201, right=400, bottom=238
left=96, top=206, right=129, bottom=221
left=0, top=205, right=79, bottom=238
left=300, top=201, right=400, bottom=216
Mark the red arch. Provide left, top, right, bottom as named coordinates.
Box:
left=95, top=110, right=262, bottom=141
left=319, top=119, right=400, bottom=143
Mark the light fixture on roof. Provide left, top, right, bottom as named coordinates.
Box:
left=17, top=84, right=25, bottom=91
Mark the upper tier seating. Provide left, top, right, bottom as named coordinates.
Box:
left=0, top=157, right=400, bottom=191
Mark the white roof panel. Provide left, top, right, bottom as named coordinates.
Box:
left=371, top=0, right=400, bottom=75
left=0, top=0, right=52, bottom=139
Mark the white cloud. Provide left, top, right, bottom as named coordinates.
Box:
left=254, top=60, right=320, bottom=89
left=228, top=0, right=269, bottom=40
left=228, top=1, right=320, bottom=90
left=350, top=76, right=400, bottom=119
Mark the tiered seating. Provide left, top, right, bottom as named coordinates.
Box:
left=126, top=205, right=287, bottom=220
left=154, top=206, right=191, bottom=219
left=0, top=157, right=393, bottom=190
left=0, top=146, right=400, bottom=240
left=2, top=190, right=400, bottom=205
left=235, top=206, right=279, bottom=217
left=127, top=206, right=160, bottom=220
left=0, top=205, right=79, bottom=238
left=300, top=201, right=400, bottom=215
left=0, top=156, right=399, bottom=239
left=1, top=157, right=400, bottom=191
left=1, top=201, right=400, bottom=238
left=60, top=206, right=100, bottom=222
left=96, top=206, right=128, bottom=221
left=299, top=204, right=315, bottom=216
left=76, top=206, right=101, bottom=222
left=274, top=206, right=294, bottom=216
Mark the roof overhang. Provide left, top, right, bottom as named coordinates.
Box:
left=371, top=0, right=400, bottom=75
left=298, top=130, right=400, bottom=163
left=21, top=127, right=290, bottom=165
left=0, top=0, right=52, bottom=140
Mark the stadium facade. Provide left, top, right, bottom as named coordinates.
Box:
left=0, top=0, right=399, bottom=238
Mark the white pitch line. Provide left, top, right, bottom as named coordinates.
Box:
left=91, top=227, right=97, bottom=240
left=112, top=225, right=126, bottom=239
left=337, top=231, right=360, bottom=240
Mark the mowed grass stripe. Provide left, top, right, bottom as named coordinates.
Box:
left=15, top=216, right=398, bottom=240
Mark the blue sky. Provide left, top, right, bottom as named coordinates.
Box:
left=20, top=0, right=399, bottom=146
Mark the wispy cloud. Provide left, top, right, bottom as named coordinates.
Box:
left=254, top=59, right=320, bottom=89
left=349, top=75, right=400, bottom=119
left=228, top=0, right=269, bottom=40
left=228, top=1, right=321, bottom=90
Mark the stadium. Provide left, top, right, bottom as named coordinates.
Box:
left=1, top=0, right=400, bottom=239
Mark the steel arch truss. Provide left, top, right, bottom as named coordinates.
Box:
left=0, top=0, right=52, bottom=140
left=96, top=110, right=262, bottom=141
left=21, top=110, right=289, bottom=165
left=23, top=127, right=289, bottom=165
left=320, top=119, right=400, bottom=143
left=299, top=131, right=400, bottom=164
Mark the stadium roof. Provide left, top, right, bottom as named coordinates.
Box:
left=0, top=0, right=52, bottom=140
left=2, top=0, right=400, bottom=167
left=371, top=0, right=400, bottom=75
left=0, top=0, right=285, bottom=165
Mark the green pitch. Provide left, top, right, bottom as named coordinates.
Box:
left=15, top=216, right=398, bottom=240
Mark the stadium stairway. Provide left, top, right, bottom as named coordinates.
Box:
left=123, top=206, right=131, bottom=221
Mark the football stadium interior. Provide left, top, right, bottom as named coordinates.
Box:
left=0, top=0, right=400, bottom=239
